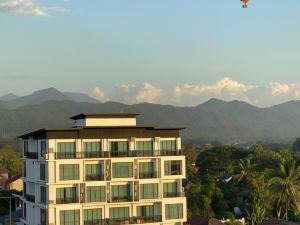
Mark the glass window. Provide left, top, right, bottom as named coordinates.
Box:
left=86, top=186, right=106, bottom=202
left=165, top=204, right=183, bottom=219
left=57, top=142, right=76, bottom=158
left=160, top=140, right=176, bottom=150
left=140, top=183, right=158, bottom=199
left=84, top=208, right=102, bottom=224
left=23, top=141, right=28, bottom=156
left=109, top=207, right=129, bottom=219
left=40, top=164, right=46, bottom=181
left=136, top=141, right=153, bottom=155
left=40, top=186, right=46, bottom=204
left=60, top=210, right=80, bottom=225
left=59, top=164, right=79, bottom=180
left=41, top=141, right=47, bottom=157
left=56, top=187, right=77, bottom=204
left=41, top=208, right=47, bottom=225
left=85, top=164, right=103, bottom=181
left=84, top=142, right=101, bottom=157
left=111, top=184, right=131, bottom=202
left=112, top=162, right=133, bottom=178
left=163, top=182, right=178, bottom=197
left=139, top=162, right=155, bottom=179
left=23, top=162, right=26, bottom=177
left=164, top=161, right=181, bottom=176
left=110, top=141, right=128, bottom=156
left=137, top=205, right=154, bottom=217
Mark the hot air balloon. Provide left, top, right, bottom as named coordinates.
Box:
left=241, top=0, right=249, bottom=8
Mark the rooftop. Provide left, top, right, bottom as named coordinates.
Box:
left=70, top=113, right=139, bottom=120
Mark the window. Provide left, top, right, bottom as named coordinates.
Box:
left=56, top=187, right=77, bottom=204
left=40, top=164, right=46, bottom=181
left=112, top=162, right=133, bottom=178
left=23, top=203, right=26, bottom=219
left=60, top=210, right=80, bottom=225
left=140, top=183, right=158, bottom=199
left=41, top=141, right=47, bottom=157
left=160, top=140, right=176, bottom=150
left=165, top=204, right=183, bottom=219
left=57, top=142, right=76, bottom=158
left=136, top=141, right=153, bottom=156
left=85, top=164, right=103, bottom=181
left=139, top=162, right=155, bottom=179
left=84, top=209, right=102, bottom=225
left=137, top=205, right=154, bottom=218
left=163, top=182, right=178, bottom=197
left=40, top=186, right=46, bottom=204
left=23, top=141, right=28, bottom=156
left=86, top=186, right=106, bottom=202
left=84, top=142, right=101, bottom=157
left=109, top=207, right=129, bottom=220
left=41, top=208, right=47, bottom=225
left=23, top=162, right=26, bottom=177
left=110, top=141, right=128, bottom=156
left=59, top=164, right=79, bottom=180
left=23, top=182, right=26, bottom=196
left=111, top=184, right=131, bottom=202
left=164, top=161, right=181, bottom=176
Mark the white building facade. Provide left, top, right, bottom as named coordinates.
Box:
left=19, top=113, right=187, bottom=225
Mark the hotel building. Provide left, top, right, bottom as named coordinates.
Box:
left=19, top=113, right=187, bottom=225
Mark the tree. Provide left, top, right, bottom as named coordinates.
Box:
left=269, top=160, right=300, bottom=221
left=0, top=145, right=22, bottom=175
left=293, top=138, right=300, bottom=152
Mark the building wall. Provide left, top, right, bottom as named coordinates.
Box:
left=22, top=136, right=186, bottom=225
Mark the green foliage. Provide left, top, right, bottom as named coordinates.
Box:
left=186, top=144, right=300, bottom=223
left=0, top=144, right=22, bottom=175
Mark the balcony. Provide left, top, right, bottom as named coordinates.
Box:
left=25, top=194, right=35, bottom=202
left=111, top=196, right=132, bottom=203
left=106, top=216, right=162, bottom=225
left=85, top=174, right=105, bottom=181
left=134, top=215, right=162, bottom=224
left=84, top=220, right=104, bottom=225
left=139, top=172, right=157, bottom=179
left=26, top=152, right=38, bottom=159
left=54, top=150, right=183, bottom=159
left=163, top=192, right=185, bottom=198
left=56, top=197, right=79, bottom=204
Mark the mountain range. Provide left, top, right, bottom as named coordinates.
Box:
left=0, top=88, right=300, bottom=144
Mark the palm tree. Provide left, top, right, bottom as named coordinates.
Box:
left=269, top=160, right=300, bottom=221
left=235, top=158, right=255, bottom=183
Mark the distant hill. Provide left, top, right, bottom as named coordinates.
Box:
left=0, top=93, right=18, bottom=101
left=0, top=96, right=300, bottom=144
left=0, top=88, right=99, bottom=109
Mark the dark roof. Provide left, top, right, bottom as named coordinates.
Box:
left=187, top=216, right=224, bottom=225
left=18, top=126, right=185, bottom=139
left=6, top=174, right=22, bottom=184
left=70, top=113, right=140, bottom=120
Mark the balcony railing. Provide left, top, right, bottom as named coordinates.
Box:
left=84, top=220, right=104, bottom=225
left=139, top=172, right=157, bottom=179
left=25, top=194, right=35, bottom=202
left=26, top=152, right=38, bottom=159
left=85, top=174, right=105, bottom=181
left=56, top=197, right=79, bottom=204
left=134, top=215, right=162, bottom=224
left=163, top=192, right=185, bottom=198
left=54, top=150, right=183, bottom=159
left=165, top=170, right=182, bottom=176
left=111, top=196, right=132, bottom=203
left=105, top=216, right=162, bottom=225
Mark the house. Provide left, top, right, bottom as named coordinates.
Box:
left=19, top=113, right=187, bottom=225
left=0, top=168, right=22, bottom=191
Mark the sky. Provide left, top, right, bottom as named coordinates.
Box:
left=1, top=0, right=300, bottom=107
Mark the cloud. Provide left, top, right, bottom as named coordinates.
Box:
left=92, top=87, right=109, bottom=102
left=92, top=78, right=300, bottom=107
left=0, top=0, right=47, bottom=16
left=135, top=83, right=164, bottom=103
